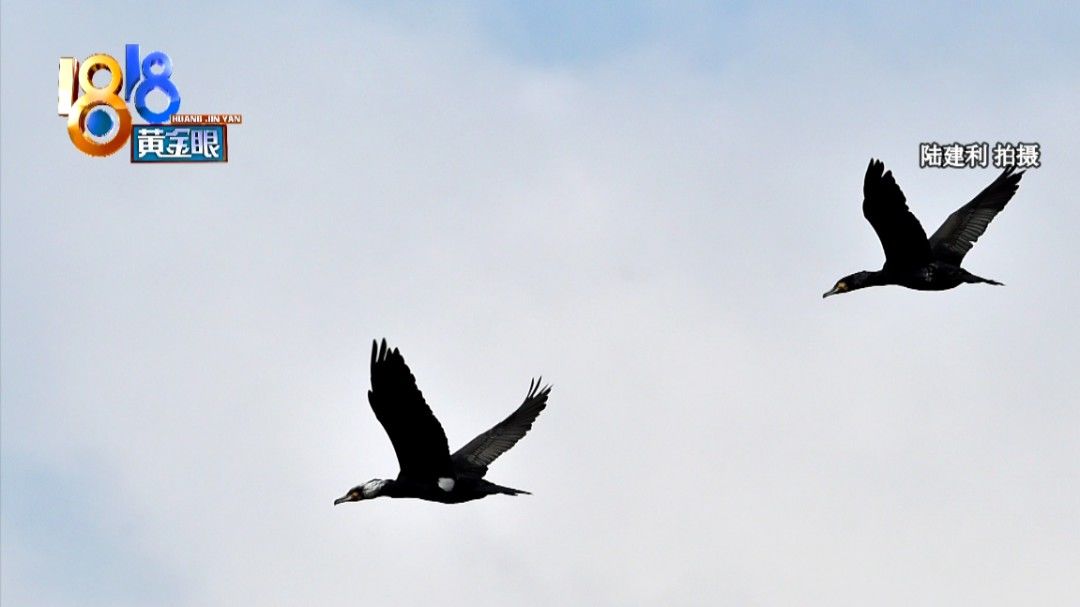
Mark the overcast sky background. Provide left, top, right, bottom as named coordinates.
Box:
left=2, top=2, right=1078, bottom=605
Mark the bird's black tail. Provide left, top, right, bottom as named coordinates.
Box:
left=962, top=270, right=1003, bottom=286
left=488, top=483, right=531, bottom=496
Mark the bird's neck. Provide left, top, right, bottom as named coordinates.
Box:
left=864, top=270, right=890, bottom=287
left=378, top=479, right=404, bottom=498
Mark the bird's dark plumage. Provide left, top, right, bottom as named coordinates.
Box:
left=862, top=159, right=932, bottom=271
left=825, top=159, right=1023, bottom=298
left=452, top=378, right=550, bottom=479
left=335, top=339, right=551, bottom=506
left=928, top=166, right=1024, bottom=265
left=367, top=340, right=455, bottom=483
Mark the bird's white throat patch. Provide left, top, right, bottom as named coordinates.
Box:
left=361, top=479, right=388, bottom=498
left=438, top=477, right=455, bottom=492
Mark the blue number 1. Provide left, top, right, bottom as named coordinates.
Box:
left=125, top=44, right=141, bottom=101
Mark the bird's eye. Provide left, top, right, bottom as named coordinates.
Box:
left=837, top=282, right=847, bottom=290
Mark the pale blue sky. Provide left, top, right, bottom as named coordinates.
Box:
left=2, top=2, right=1078, bottom=605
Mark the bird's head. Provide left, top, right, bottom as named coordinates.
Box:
left=334, top=479, right=388, bottom=505
left=823, top=271, right=874, bottom=298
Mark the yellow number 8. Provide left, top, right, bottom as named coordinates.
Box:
left=65, top=54, right=132, bottom=156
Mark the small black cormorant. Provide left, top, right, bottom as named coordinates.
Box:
left=335, top=339, right=551, bottom=505
left=824, top=159, right=1024, bottom=298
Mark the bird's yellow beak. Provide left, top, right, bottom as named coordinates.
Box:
left=823, top=282, right=847, bottom=298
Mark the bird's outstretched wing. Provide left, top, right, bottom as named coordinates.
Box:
left=452, top=379, right=551, bottom=479
left=928, top=166, right=1023, bottom=265
left=367, top=339, right=455, bottom=482
left=862, top=159, right=932, bottom=270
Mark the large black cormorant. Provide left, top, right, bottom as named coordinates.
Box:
left=824, top=159, right=1024, bottom=298
left=335, top=339, right=551, bottom=505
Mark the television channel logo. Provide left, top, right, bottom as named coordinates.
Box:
left=58, top=45, right=238, bottom=163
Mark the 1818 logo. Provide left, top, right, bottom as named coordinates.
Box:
left=58, top=44, right=181, bottom=157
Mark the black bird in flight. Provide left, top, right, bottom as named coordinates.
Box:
left=824, top=159, right=1024, bottom=298
left=335, top=339, right=551, bottom=505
